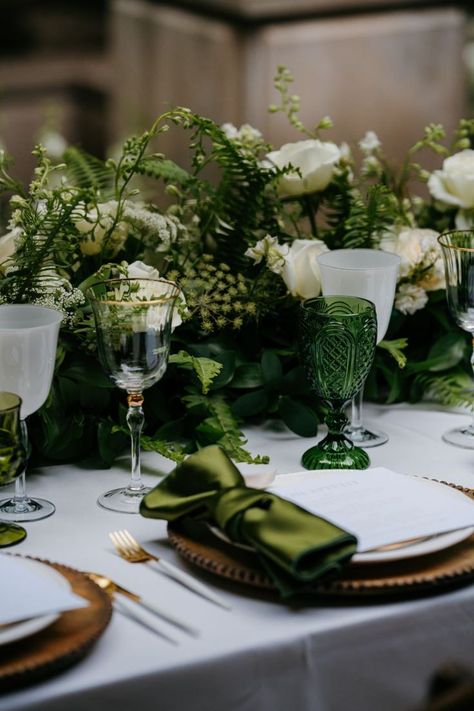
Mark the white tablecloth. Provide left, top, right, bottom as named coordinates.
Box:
left=1, top=403, right=474, bottom=711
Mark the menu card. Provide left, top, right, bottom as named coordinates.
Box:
left=270, top=467, right=474, bottom=552
left=0, top=555, right=87, bottom=626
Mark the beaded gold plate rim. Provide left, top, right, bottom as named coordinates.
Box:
left=167, top=482, right=474, bottom=600
left=0, top=556, right=113, bottom=692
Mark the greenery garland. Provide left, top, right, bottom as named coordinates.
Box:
left=0, top=67, right=473, bottom=468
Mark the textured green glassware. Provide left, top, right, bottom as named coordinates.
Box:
left=299, top=296, right=377, bottom=470
left=0, top=393, right=26, bottom=547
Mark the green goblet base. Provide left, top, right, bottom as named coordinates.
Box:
left=0, top=521, right=27, bottom=547
left=301, top=433, right=370, bottom=470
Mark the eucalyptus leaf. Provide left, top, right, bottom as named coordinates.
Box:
left=261, top=351, right=283, bottom=389
left=230, top=363, right=264, bottom=389
left=232, top=389, right=269, bottom=417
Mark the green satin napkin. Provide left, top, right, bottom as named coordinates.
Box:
left=140, top=445, right=357, bottom=598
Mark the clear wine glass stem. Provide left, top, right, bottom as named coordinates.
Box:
left=468, top=337, right=474, bottom=436
left=11, top=420, right=29, bottom=513
left=126, top=392, right=145, bottom=492
left=350, top=389, right=364, bottom=434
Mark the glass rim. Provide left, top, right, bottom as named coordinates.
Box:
left=301, top=294, right=376, bottom=316
left=0, top=303, right=63, bottom=329
left=438, top=230, right=474, bottom=252
left=317, top=248, right=400, bottom=271
left=0, top=392, right=22, bottom=413
left=87, top=277, right=181, bottom=305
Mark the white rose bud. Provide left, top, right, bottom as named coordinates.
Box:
left=0, top=226, right=21, bottom=263
left=428, top=150, right=474, bottom=209
left=281, top=239, right=329, bottom=299
left=266, top=140, right=341, bottom=196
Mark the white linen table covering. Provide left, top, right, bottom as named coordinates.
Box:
left=1, top=403, right=474, bottom=711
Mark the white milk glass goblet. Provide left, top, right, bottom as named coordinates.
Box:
left=438, top=230, right=474, bottom=448
left=88, top=278, right=179, bottom=514
left=317, top=249, right=400, bottom=447
left=0, top=305, right=62, bottom=521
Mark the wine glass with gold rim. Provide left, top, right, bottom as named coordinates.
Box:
left=299, top=295, right=377, bottom=470
left=88, top=277, right=180, bottom=513
left=438, top=229, right=474, bottom=448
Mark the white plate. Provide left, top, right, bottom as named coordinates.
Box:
left=0, top=559, right=69, bottom=646
left=208, top=477, right=474, bottom=565
left=208, top=523, right=474, bottom=566
left=352, top=526, right=474, bottom=564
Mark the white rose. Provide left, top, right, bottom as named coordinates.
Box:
left=127, top=260, right=160, bottom=280
left=0, top=226, right=21, bottom=263
left=428, top=150, right=474, bottom=209
left=126, top=260, right=184, bottom=330
left=281, top=239, right=329, bottom=299
left=455, top=209, right=474, bottom=230
left=381, top=227, right=444, bottom=290
left=266, top=140, right=341, bottom=196
left=75, top=201, right=129, bottom=256
left=395, top=283, right=428, bottom=315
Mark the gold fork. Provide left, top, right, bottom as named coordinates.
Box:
left=109, top=529, right=231, bottom=610
left=85, top=572, right=199, bottom=642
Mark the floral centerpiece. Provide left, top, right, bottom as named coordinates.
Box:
left=0, top=67, right=473, bottom=467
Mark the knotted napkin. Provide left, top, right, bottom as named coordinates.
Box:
left=140, top=445, right=357, bottom=598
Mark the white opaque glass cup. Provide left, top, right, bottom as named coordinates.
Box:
left=0, top=305, right=62, bottom=521
left=317, top=249, right=400, bottom=447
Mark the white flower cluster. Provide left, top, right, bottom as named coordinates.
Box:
left=221, top=123, right=263, bottom=146
left=245, top=235, right=328, bottom=299
left=122, top=203, right=181, bottom=252
left=381, top=227, right=443, bottom=315
left=73, top=200, right=184, bottom=258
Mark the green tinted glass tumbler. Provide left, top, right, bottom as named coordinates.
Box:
left=0, top=392, right=27, bottom=546
left=299, top=296, right=377, bottom=470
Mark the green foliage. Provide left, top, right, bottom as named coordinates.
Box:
left=341, top=185, right=398, bottom=248
left=64, top=147, right=114, bottom=191
left=1, top=69, right=473, bottom=469
left=169, top=350, right=223, bottom=394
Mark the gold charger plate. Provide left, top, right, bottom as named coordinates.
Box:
left=0, top=557, right=112, bottom=693
left=168, top=482, right=474, bottom=600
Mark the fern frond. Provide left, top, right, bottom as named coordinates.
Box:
left=342, top=185, right=396, bottom=248
left=64, top=147, right=114, bottom=193
left=140, top=434, right=186, bottom=463
left=136, top=156, right=193, bottom=186
left=413, top=370, right=474, bottom=411
left=169, top=350, right=223, bottom=394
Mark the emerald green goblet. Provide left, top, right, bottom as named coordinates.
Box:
left=299, top=296, right=377, bottom=470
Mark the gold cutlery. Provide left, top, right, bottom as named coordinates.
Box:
left=85, top=572, right=199, bottom=641
left=109, top=529, right=231, bottom=610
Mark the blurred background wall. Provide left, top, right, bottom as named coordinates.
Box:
left=0, top=0, right=472, bottom=183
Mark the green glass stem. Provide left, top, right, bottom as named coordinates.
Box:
left=302, top=404, right=369, bottom=470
